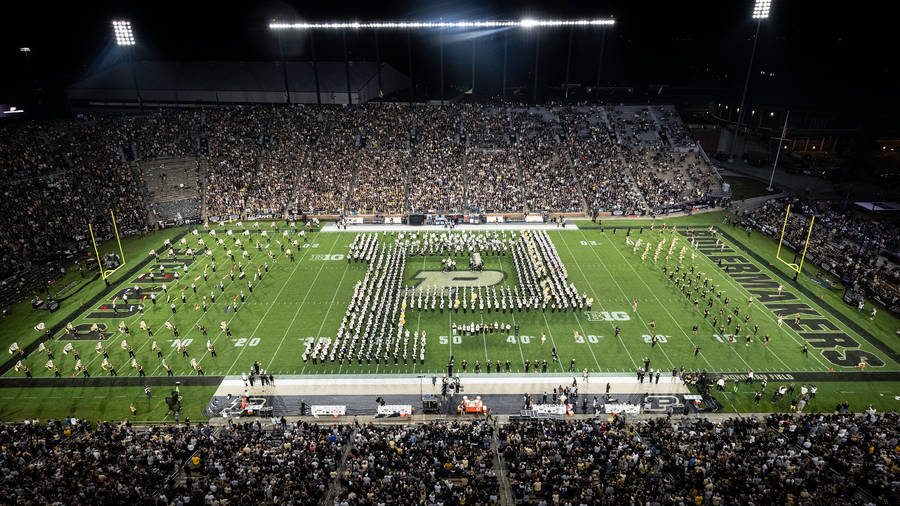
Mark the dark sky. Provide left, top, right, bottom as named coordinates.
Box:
left=1, top=0, right=896, bottom=112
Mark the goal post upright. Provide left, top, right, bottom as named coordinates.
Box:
left=796, top=215, right=815, bottom=277
left=775, top=204, right=790, bottom=260
left=110, top=209, right=126, bottom=264
left=775, top=203, right=815, bottom=278
left=88, top=223, right=106, bottom=280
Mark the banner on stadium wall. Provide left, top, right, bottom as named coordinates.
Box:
left=311, top=405, right=346, bottom=418
left=467, top=215, right=481, bottom=224
left=612, top=210, right=624, bottom=216
left=347, top=217, right=364, bottom=224
left=525, top=215, right=544, bottom=223
left=531, top=404, right=573, bottom=416
left=376, top=404, right=413, bottom=417
left=385, top=217, right=403, bottom=224
left=603, top=403, right=641, bottom=415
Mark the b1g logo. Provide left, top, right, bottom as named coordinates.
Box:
left=584, top=311, right=630, bottom=321
left=411, top=270, right=506, bottom=289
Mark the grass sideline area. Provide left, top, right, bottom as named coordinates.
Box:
left=0, top=213, right=897, bottom=421
left=0, top=385, right=216, bottom=422
left=0, top=227, right=184, bottom=354
left=699, top=380, right=900, bottom=414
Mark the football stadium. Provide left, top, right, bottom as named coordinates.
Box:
left=1, top=1, right=898, bottom=504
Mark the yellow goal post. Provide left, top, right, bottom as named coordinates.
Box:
left=88, top=210, right=128, bottom=280
left=775, top=204, right=814, bottom=275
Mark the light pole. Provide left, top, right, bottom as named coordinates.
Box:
left=767, top=110, right=789, bottom=191
left=112, top=20, right=142, bottom=112
left=728, top=0, right=772, bottom=162
left=19, top=47, right=32, bottom=88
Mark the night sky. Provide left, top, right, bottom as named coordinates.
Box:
left=0, top=1, right=896, bottom=114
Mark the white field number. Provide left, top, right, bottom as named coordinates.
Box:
left=580, top=240, right=599, bottom=246
left=575, top=334, right=602, bottom=344
left=301, top=243, right=320, bottom=248
left=233, top=337, right=260, bottom=347
left=713, top=334, right=734, bottom=343
left=585, top=311, right=630, bottom=322
left=169, top=338, right=193, bottom=348
left=439, top=335, right=462, bottom=344
left=506, top=335, right=532, bottom=344
left=642, top=334, right=670, bottom=344
left=312, top=254, right=344, bottom=261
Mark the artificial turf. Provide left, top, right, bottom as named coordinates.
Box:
left=0, top=212, right=897, bottom=418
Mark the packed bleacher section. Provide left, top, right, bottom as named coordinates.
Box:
left=248, top=105, right=317, bottom=216
left=337, top=421, right=499, bottom=505
left=513, top=108, right=584, bottom=213
left=408, top=106, right=464, bottom=214
left=744, top=197, right=900, bottom=311
left=561, top=107, right=645, bottom=215
left=347, top=105, right=411, bottom=215
left=0, top=102, right=726, bottom=304
left=293, top=107, right=355, bottom=214
left=130, top=108, right=201, bottom=160
left=2, top=412, right=896, bottom=504
left=203, top=105, right=270, bottom=217
left=0, top=115, right=145, bottom=295
left=0, top=418, right=349, bottom=505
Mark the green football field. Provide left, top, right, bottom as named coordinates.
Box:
left=4, top=213, right=898, bottom=383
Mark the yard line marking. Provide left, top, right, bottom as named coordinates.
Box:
left=556, top=232, right=623, bottom=372
left=478, top=312, right=489, bottom=364
left=497, top=253, right=526, bottom=368
left=587, top=230, right=730, bottom=372
left=229, top=233, right=341, bottom=375
left=569, top=231, right=676, bottom=369
left=84, top=244, right=226, bottom=375
left=155, top=228, right=317, bottom=376
left=412, top=255, right=428, bottom=375
left=282, top=261, right=350, bottom=374
left=537, top=311, right=564, bottom=372
left=149, top=237, right=301, bottom=376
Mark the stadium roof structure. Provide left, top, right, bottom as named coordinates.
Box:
left=67, top=60, right=408, bottom=105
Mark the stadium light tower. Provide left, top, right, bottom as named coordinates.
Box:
left=728, top=0, right=772, bottom=162
left=112, top=20, right=142, bottom=112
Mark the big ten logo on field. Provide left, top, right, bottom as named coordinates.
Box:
left=584, top=311, right=630, bottom=322
left=411, top=270, right=505, bottom=289
left=312, top=254, right=344, bottom=261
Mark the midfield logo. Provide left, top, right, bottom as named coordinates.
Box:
left=410, top=270, right=506, bottom=289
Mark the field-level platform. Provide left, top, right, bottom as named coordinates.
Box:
left=320, top=222, right=575, bottom=232
left=203, top=374, right=691, bottom=417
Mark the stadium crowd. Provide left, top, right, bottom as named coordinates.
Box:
left=1, top=411, right=896, bottom=504
left=500, top=412, right=899, bottom=505
left=0, top=102, right=724, bottom=304
left=337, top=421, right=498, bottom=505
